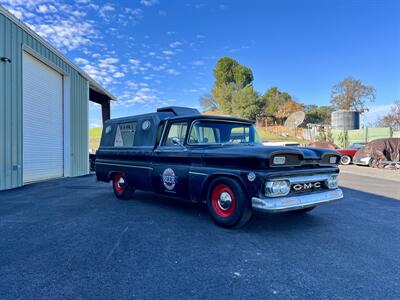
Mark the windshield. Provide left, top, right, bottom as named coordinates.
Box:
left=188, top=120, right=261, bottom=145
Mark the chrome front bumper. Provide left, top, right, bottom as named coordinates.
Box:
left=252, top=188, right=343, bottom=213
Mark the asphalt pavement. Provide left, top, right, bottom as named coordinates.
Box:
left=0, top=174, right=399, bottom=299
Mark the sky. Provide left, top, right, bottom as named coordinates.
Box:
left=1, top=0, right=399, bottom=127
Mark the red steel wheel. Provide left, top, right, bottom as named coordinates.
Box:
left=207, top=177, right=253, bottom=229
left=114, top=173, right=126, bottom=194
left=211, top=184, right=236, bottom=218
left=112, top=173, right=133, bottom=199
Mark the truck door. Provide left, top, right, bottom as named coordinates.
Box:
left=151, top=121, right=191, bottom=199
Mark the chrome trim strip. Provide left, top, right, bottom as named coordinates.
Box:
left=95, top=162, right=153, bottom=170
left=189, top=171, right=207, bottom=176
left=267, top=173, right=337, bottom=184
left=252, top=188, right=343, bottom=213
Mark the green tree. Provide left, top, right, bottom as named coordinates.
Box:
left=212, top=56, right=254, bottom=114
left=233, top=65, right=253, bottom=89
left=212, top=84, right=235, bottom=114
left=330, top=77, right=375, bottom=113
left=304, top=105, right=334, bottom=125
left=213, top=56, right=238, bottom=85
left=259, top=87, right=293, bottom=124
left=231, top=85, right=260, bottom=119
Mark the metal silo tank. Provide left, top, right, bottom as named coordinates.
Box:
left=331, top=110, right=360, bottom=130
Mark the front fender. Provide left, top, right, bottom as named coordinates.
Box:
left=189, top=169, right=261, bottom=203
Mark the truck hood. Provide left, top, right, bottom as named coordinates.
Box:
left=200, top=144, right=340, bottom=168
left=202, top=144, right=337, bottom=159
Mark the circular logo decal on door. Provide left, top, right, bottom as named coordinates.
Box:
left=162, top=168, right=177, bottom=191
left=142, top=120, right=151, bottom=131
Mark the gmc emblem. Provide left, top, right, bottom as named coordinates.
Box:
left=292, top=182, right=321, bottom=191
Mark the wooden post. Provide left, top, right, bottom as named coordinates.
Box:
left=101, top=101, right=110, bottom=124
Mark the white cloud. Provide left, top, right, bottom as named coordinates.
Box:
left=99, top=4, right=115, bottom=19
left=126, top=80, right=139, bottom=89
left=77, top=54, right=126, bottom=86
left=140, top=0, right=159, bottom=6
left=29, top=20, right=97, bottom=51
left=113, top=72, right=125, bottom=78
left=125, top=87, right=158, bottom=104
left=153, top=64, right=166, bottom=71
left=0, top=0, right=102, bottom=51
left=99, top=57, right=119, bottom=64
left=119, top=8, right=143, bottom=25
left=167, top=68, right=180, bottom=75
left=196, top=34, right=205, bottom=39
left=75, top=57, right=90, bottom=65
left=0, top=0, right=204, bottom=111
left=193, top=60, right=204, bottom=66
left=169, top=41, right=182, bottom=48
left=184, top=88, right=199, bottom=93
left=162, top=50, right=175, bottom=56
left=71, top=10, right=87, bottom=18
left=7, top=7, right=24, bottom=19
left=129, top=59, right=141, bottom=65
left=37, top=4, right=58, bottom=14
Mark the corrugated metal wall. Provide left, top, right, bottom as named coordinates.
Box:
left=0, top=12, right=89, bottom=190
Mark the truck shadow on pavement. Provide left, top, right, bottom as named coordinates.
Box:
left=1, top=176, right=398, bottom=235
left=120, top=185, right=399, bottom=232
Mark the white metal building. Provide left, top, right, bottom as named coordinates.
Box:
left=0, top=6, right=115, bottom=190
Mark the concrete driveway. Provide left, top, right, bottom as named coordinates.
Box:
left=0, top=174, right=399, bottom=299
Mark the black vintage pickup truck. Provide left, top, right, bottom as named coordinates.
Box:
left=95, top=106, right=343, bottom=228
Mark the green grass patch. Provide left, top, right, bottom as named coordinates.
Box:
left=89, top=127, right=102, bottom=151
left=257, top=127, right=306, bottom=144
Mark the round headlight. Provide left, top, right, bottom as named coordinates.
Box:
left=271, top=182, right=281, bottom=194
left=265, top=180, right=291, bottom=197
left=279, top=181, right=290, bottom=194
left=327, top=175, right=338, bottom=189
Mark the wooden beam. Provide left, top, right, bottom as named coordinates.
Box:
left=101, top=101, right=110, bottom=124
left=89, top=88, right=111, bottom=124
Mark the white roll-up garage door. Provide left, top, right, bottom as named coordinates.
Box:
left=23, top=52, right=64, bottom=183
